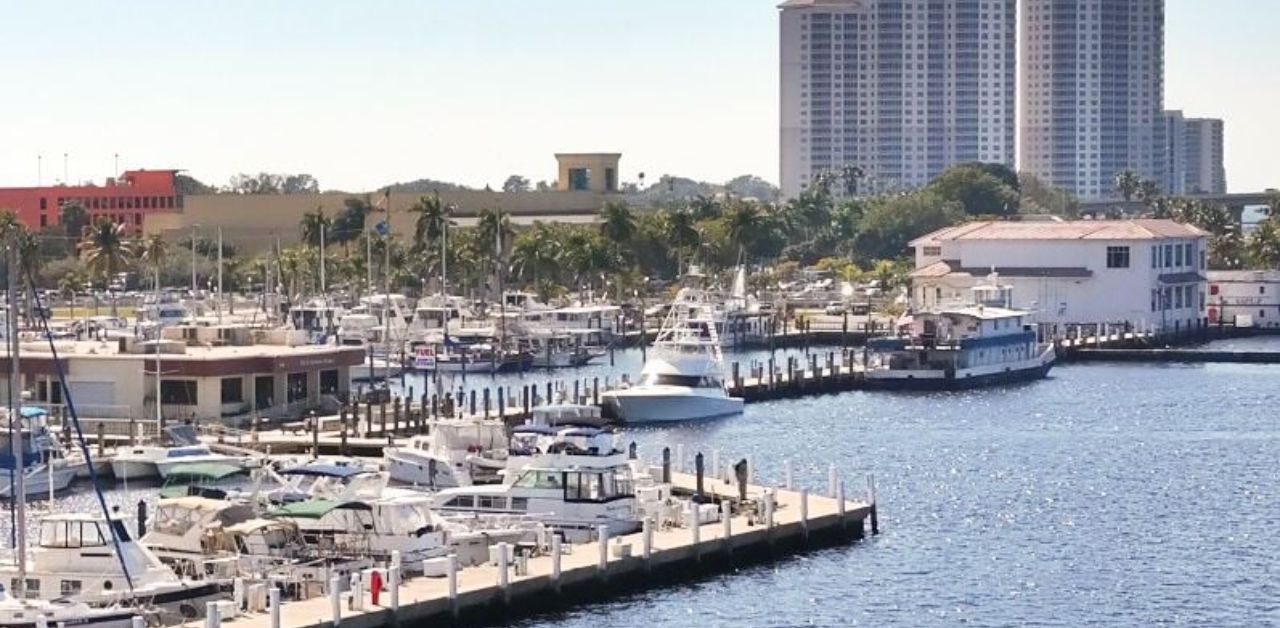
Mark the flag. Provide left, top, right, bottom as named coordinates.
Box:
left=373, top=189, right=390, bottom=212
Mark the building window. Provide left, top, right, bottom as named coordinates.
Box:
left=160, top=380, right=198, bottom=405
left=1174, top=244, right=1183, bottom=266
left=40, top=198, right=47, bottom=211
left=1200, top=250, right=1206, bottom=270
left=1106, top=246, right=1130, bottom=269
left=1163, top=245, right=1173, bottom=268
left=1183, top=243, right=1192, bottom=267
left=1175, top=287, right=1183, bottom=309
left=135, top=213, right=142, bottom=226
left=1151, top=290, right=1158, bottom=312
left=1151, top=245, right=1159, bottom=268
left=287, top=372, right=308, bottom=403
left=320, top=369, right=339, bottom=395
left=1210, top=284, right=1219, bottom=296
left=568, top=168, right=590, bottom=191
left=39, top=215, right=47, bottom=228
left=922, top=246, right=942, bottom=256
left=1260, top=286, right=1266, bottom=295
left=220, top=378, right=243, bottom=404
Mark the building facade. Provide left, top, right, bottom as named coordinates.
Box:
left=779, top=0, right=1017, bottom=199
left=0, top=170, right=180, bottom=234
left=1162, top=111, right=1226, bottom=195
left=1020, top=0, right=1165, bottom=201
left=1206, top=270, right=1280, bottom=328
left=910, top=219, right=1209, bottom=333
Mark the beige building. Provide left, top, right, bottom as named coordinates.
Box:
left=144, top=153, right=625, bottom=253
left=3, top=326, right=363, bottom=425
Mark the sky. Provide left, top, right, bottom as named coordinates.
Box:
left=0, top=0, right=1275, bottom=193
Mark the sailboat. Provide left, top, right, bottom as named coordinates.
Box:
left=601, top=268, right=745, bottom=423
left=0, top=251, right=145, bottom=628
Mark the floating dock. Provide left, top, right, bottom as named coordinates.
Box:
left=219, top=469, right=876, bottom=628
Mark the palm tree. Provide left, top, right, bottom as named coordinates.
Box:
left=599, top=202, right=636, bottom=248
left=723, top=200, right=763, bottom=259
left=662, top=209, right=700, bottom=275
left=839, top=164, right=865, bottom=197
left=1247, top=216, right=1280, bottom=269
left=299, top=207, right=331, bottom=247
left=406, top=194, right=448, bottom=253
left=1113, top=169, right=1141, bottom=203
left=138, top=234, right=168, bottom=292
left=77, top=218, right=135, bottom=315
left=1135, top=180, right=1161, bottom=210
left=510, top=223, right=562, bottom=291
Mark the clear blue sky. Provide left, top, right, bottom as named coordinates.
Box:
left=1, top=0, right=1274, bottom=193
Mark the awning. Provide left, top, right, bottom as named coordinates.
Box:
left=267, top=499, right=371, bottom=520
left=1159, top=272, right=1206, bottom=284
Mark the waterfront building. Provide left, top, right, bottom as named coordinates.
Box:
left=779, top=0, right=1017, bottom=199
left=0, top=169, right=180, bottom=234
left=910, top=219, right=1209, bottom=333
left=1161, top=111, right=1227, bottom=195
left=141, top=153, right=624, bottom=253
left=1, top=326, right=363, bottom=424
left=1020, top=0, right=1165, bottom=201
left=1206, top=270, right=1280, bottom=328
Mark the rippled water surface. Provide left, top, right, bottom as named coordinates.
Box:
left=9, top=341, right=1280, bottom=626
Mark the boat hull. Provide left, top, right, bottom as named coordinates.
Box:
left=385, top=451, right=465, bottom=489
left=866, top=352, right=1056, bottom=391
left=602, top=390, right=744, bottom=424
left=109, top=459, right=159, bottom=480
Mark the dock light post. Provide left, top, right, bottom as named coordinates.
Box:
left=329, top=575, right=341, bottom=626
left=268, top=586, right=281, bottom=628
left=551, top=534, right=563, bottom=593
left=721, top=501, right=732, bottom=555
left=497, top=542, right=511, bottom=603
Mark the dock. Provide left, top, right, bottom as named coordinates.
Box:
left=218, top=468, right=876, bottom=628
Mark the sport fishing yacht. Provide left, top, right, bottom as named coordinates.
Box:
left=601, top=277, right=744, bottom=423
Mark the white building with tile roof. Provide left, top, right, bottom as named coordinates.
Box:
left=909, top=219, right=1210, bottom=333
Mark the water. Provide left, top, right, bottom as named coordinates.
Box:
left=9, top=342, right=1280, bottom=626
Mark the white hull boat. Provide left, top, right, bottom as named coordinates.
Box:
left=602, top=386, right=743, bottom=423
left=0, top=464, right=77, bottom=500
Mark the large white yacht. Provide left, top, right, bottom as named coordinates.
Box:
left=384, top=418, right=508, bottom=488
left=601, top=277, right=744, bottom=423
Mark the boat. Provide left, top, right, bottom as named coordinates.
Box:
left=384, top=418, right=508, bottom=489
left=430, top=426, right=642, bottom=541
left=0, top=463, right=77, bottom=500
left=601, top=276, right=745, bottom=423
left=266, top=492, right=451, bottom=570
left=865, top=276, right=1056, bottom=389
left=158, top=462, right=253, bottom=499
left=0, top=512, right=226, bottom=622
left=112, top=444, right=250, bottom=481
left=0, top=592, right=143, bottom=628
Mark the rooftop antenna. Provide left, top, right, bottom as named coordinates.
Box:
left=36, top=154, right=42, bottom=186
left=63, top=152, right=68, bottom=185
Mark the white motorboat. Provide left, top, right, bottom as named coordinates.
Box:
left=0, top=593, right=142, bottom=628
left=602, top=279, right=744, bottom=423
left=144, top=445, right=250, bottom=479
left=266, top=490, right=451, bottom=571
left=0, top=512, right=225, bottom=622
left=430, top=426, right=643, bottom=541
left=0, top=463, right=77, bottom=500
left=384, top=419, right=508, bottom=489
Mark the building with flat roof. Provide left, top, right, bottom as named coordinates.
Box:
left=910, top=219, right=1209, bottom=333
left=1020, top=0, right=1165, bottom=200
left=1162, top=111, right=1226, bottom=195
left=2, top=326, right=363, bottom=425
left=1207, top=270, right=1280, bottom=328
left=0, top=170, right=180, bottom=234
left=779, top=0, right=1017, bottom=199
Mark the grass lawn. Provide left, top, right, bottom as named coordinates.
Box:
left=50, top=306, right=138, bottom=321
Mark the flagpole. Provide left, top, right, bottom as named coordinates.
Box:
left=383, top=190, right=392, bottom=383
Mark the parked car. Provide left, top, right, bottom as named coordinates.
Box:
left=824, top=301, right=846, bottom=315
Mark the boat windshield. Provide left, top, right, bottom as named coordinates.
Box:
left=167, top=447, right=211, bottom=458
left=639, top=373, right=719, bottom=388
left=39, top=519, right=131, bottom=548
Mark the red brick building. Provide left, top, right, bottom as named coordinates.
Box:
left=0, top=170, right=180, bottom=234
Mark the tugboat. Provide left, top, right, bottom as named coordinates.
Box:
left=865, top=275, right=1056, bottom=389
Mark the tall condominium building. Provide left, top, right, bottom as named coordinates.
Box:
left=779, top=0, right=1017, bottom=199
left=1162, top=111, right=1226, bottom=195
left=1020, top=0, right=1165, bottom=201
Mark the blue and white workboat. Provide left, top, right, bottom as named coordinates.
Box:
left=867, top=280, right=1056, bottom=389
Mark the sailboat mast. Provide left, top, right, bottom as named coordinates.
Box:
left=7, top=241, right=27, bottom=598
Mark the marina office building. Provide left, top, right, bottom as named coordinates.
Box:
left=1206, top=270, right=1280, bottom=329
left=910, top=219, right=1210, bottom=333
left=0, top=326, right=364, bottom=424
left=779, top=0, right=1018, bottom=198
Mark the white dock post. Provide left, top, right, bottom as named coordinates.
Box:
left=784, top=459, right=793, bottom=490
left=689, top=508, right=701, bottom=562
left=828, top=463, right=838, bottom=498
left=329, top=575, right=342, bottom=626
left=837, top=478, right=846, bottom=523
left=130, top=616, right=143, bottom=628
left=268, top=586, right=281, bottom=628
left=390, top=565, right=400, bottom=612
left=36, top=616, right=48, bottom=628
left=721, top=501, right=732, bottom=555
left=447, top=554, right=459, bottom=617
left=800, top=488, right=810, bottom=539
left=597, top=524, right=610, bottom=576
left=765, top=490, right=775, bottom=530
left=551, top=534, right=563, bottom=593
left=391, top=549, right=401, bottom=572
left=497, top=542, right=511, bottom=603
left=205, top=601, right=220, bottom=628
left=642, top=517, right=653, bottom=570
left=233, top=577, right=245, bottom=612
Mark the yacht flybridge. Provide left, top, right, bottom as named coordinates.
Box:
left=602, top=271, right=745, bottom=423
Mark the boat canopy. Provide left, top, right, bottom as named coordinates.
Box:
left=19, top=407, right=48, bottom=419
left=163, top=462, right=245, bottom=481
left=511, top=425, right=557, bottom=435
left=267, top=499, right=372, bottom=520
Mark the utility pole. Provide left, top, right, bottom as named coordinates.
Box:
left=217, top=227, right=224, bottom=324
left=190, top=226, right=197, bottom=294
left=319, top=220, right=327, bottom=294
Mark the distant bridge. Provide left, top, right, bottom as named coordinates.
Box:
left=1078, top=191, right=1276, bottom=215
